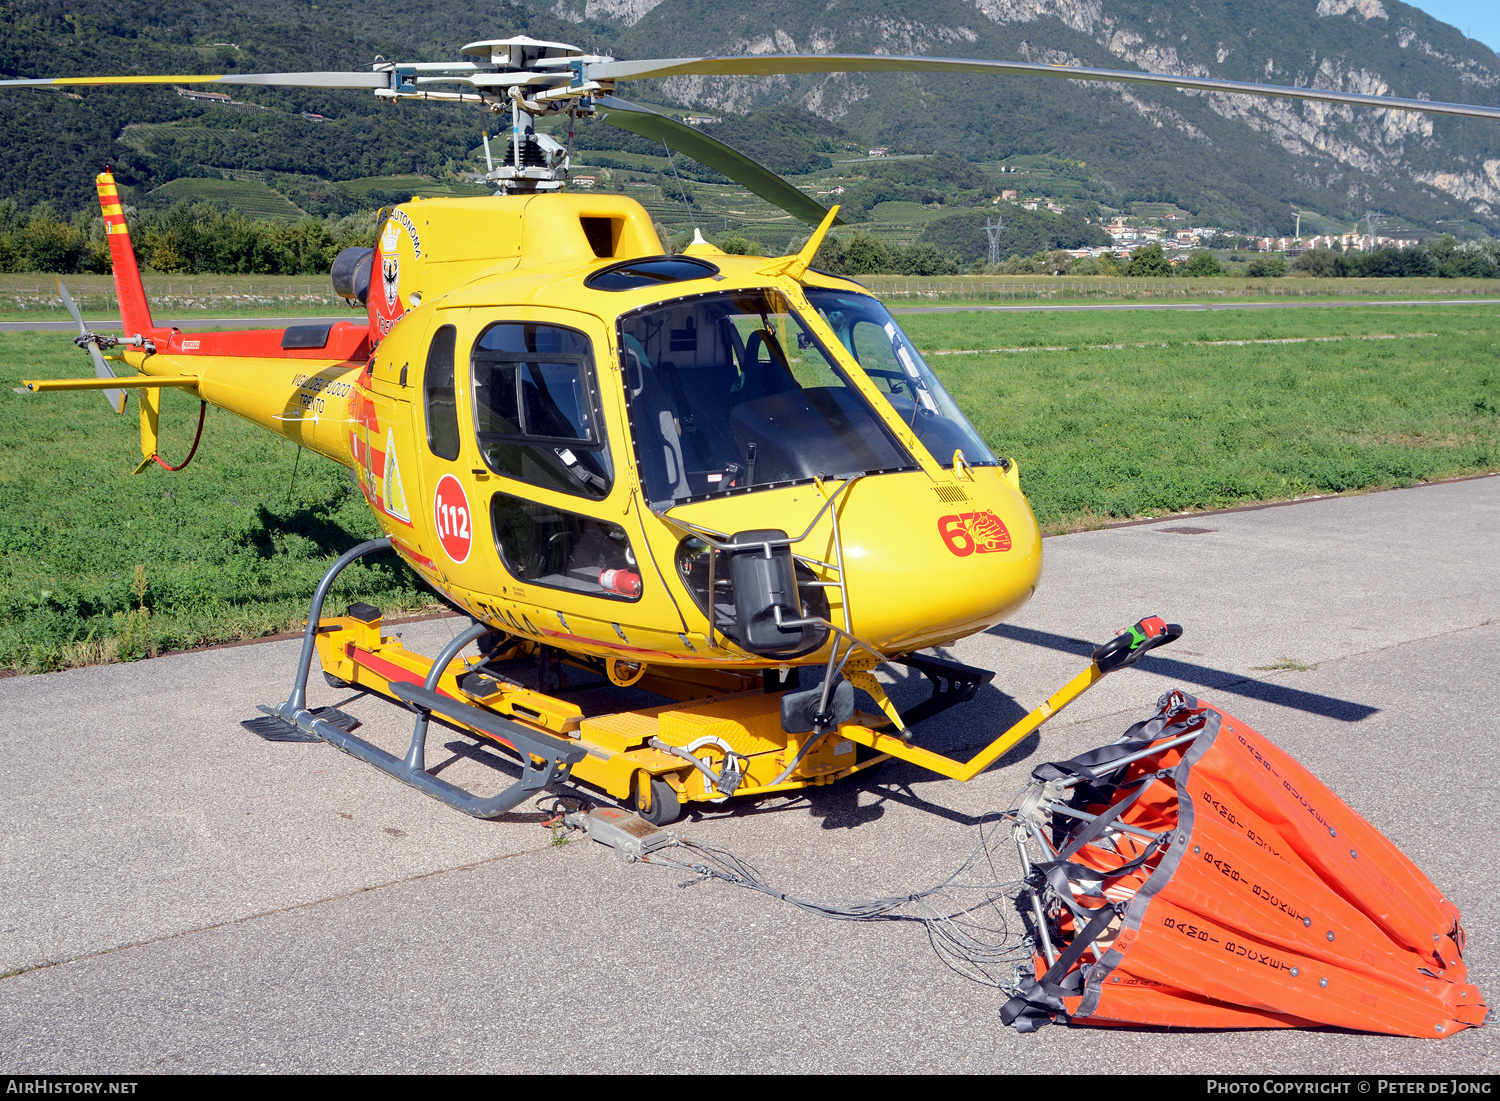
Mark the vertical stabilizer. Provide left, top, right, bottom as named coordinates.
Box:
left=95, top=170, right=156, bottom=338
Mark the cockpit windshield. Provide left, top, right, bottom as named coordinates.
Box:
left=618, top=289, right=916, bottom=511
left=804, top=288, right=998, bottom=470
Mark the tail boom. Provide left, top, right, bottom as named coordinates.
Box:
left=121, top=347, right=359, bottom=469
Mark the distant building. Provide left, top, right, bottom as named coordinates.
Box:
left=683, top=115, right=720, bottom=126
left=1021, top=200, right=1039, bottom=210
left=572, top=175, right=597, bottom=189
left=301, top=113, right=327, bottom=122
left=867, top=147, right=888, bottom=157
left=1001, top=189, right=1018, bottom=201
left=175, top=87, right=232, bottom=103
left=821, top=185, right=846, bottom=196
left=1046, top=201, right=1065, bottom=214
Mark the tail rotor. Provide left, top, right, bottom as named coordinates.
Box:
left=57, top=278, right=126, bottom=415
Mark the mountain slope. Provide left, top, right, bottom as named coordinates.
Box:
left=0, top=0, right=1495, bottom=235
left=597, top=0, right=1500, bottom=234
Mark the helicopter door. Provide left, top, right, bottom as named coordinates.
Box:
left=435, top=313, right=688, bottom=658
left=408, top=319, right=468, bottom=583
left=357, top=329, right=422, bottom=560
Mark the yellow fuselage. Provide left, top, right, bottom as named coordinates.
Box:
left=124, top=194, right=1042, bottom=670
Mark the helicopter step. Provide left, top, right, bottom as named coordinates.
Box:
left=302, top=600, right=1180, bottom=827
left=311, top=608, right=891, bottom=826
left=246, top=535, right=1180, bottom=826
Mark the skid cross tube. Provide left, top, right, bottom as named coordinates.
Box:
left=252, top=537, right=584, bottom=818
left=387, top=682, right=586, bottom=817
left=404, top=619, right=493, bottom=773
left=280, top=537, right=393, bottom=715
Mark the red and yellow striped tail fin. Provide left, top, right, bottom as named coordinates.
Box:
left=95, top=170, right=155, bottom=338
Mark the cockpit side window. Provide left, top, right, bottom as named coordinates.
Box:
left=424, top=324, right=460, bottom=461
left=491, top=492, right=641, bottom=601
left=618, top=289, right=915, bottom=511
left=470, top=322, right=613, bottom=500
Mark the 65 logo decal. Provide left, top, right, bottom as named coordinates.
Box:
left=938, top=511, right=1012, bottom=557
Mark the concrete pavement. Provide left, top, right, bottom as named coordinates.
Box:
left=1, top=476, right=1497, bottom=1073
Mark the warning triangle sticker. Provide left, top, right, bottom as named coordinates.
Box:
left=383, top=427, right=411, bottom=522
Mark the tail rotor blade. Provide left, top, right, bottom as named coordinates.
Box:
left=57, top=278, right=87, bottom=338
left=594, top=95, right=843, bottom=228
left=87, top=343, right=126, bottom=415
left=58, top=279, right=126, bottom=415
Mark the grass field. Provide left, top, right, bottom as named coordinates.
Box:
left=899, top=305, right=1499, bottom=525
left=0, top=308, right=353, bottom=324
left=0, top=274, right=363, bottom=321
left=0, top=302, right=1495, bottom=671
left=6, top=270, right=1496, bottom=320
left=0, top=337, right=433, bottom=672
left=859, top=275, right=1500, bottom=302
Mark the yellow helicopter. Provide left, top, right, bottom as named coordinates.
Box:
left=13, top=38, right=1497, bottom=824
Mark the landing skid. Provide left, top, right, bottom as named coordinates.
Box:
left=244, top=541, right=1180, bottom=824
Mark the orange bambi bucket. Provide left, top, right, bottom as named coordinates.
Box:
left=1001, top=692, right=1488, bottom=1036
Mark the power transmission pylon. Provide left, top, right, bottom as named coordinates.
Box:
left=984, top=215, right=1005, bottom=267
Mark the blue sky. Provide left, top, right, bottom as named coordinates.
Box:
left=1401, top=1, right=1499, bottom=56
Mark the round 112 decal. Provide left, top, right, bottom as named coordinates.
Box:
left=433, top=474, right=472, bottom=564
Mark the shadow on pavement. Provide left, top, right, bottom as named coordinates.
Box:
left=986, top=624, right=1379, bottom=722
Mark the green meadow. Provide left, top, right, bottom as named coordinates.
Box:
left=0, top=335, right=432, bottom=672
left=0, top=301, right=1496, bottom=671
left=899, top=305, right=1499, bottom=526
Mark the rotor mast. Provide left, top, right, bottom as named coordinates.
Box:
left=387, top=37, right=607, bottom=195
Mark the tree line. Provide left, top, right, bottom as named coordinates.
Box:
left=4, top=193, right=1497, bottom=282
left=1290, top=240, right=1500, bottom=279
left=0, top=199, right=377, bottom=275
left=1123, top=239, right=1500, bottom=279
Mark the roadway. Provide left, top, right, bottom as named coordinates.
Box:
left=889, top=297, right=1500, bottom=314
left=0, top=317, right=352, bottom=333
left=0, top=476, right=1496, bottom=1073
left=3, top=297, right=1498, bottom=332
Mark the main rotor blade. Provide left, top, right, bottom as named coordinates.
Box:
left=594, top=95, right=842, bottom=227
left=0, top=72, right=390, bottom=90
left=585, top=54, right=1500, bottom=123
left=57, top=279, right=125, bottom=414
